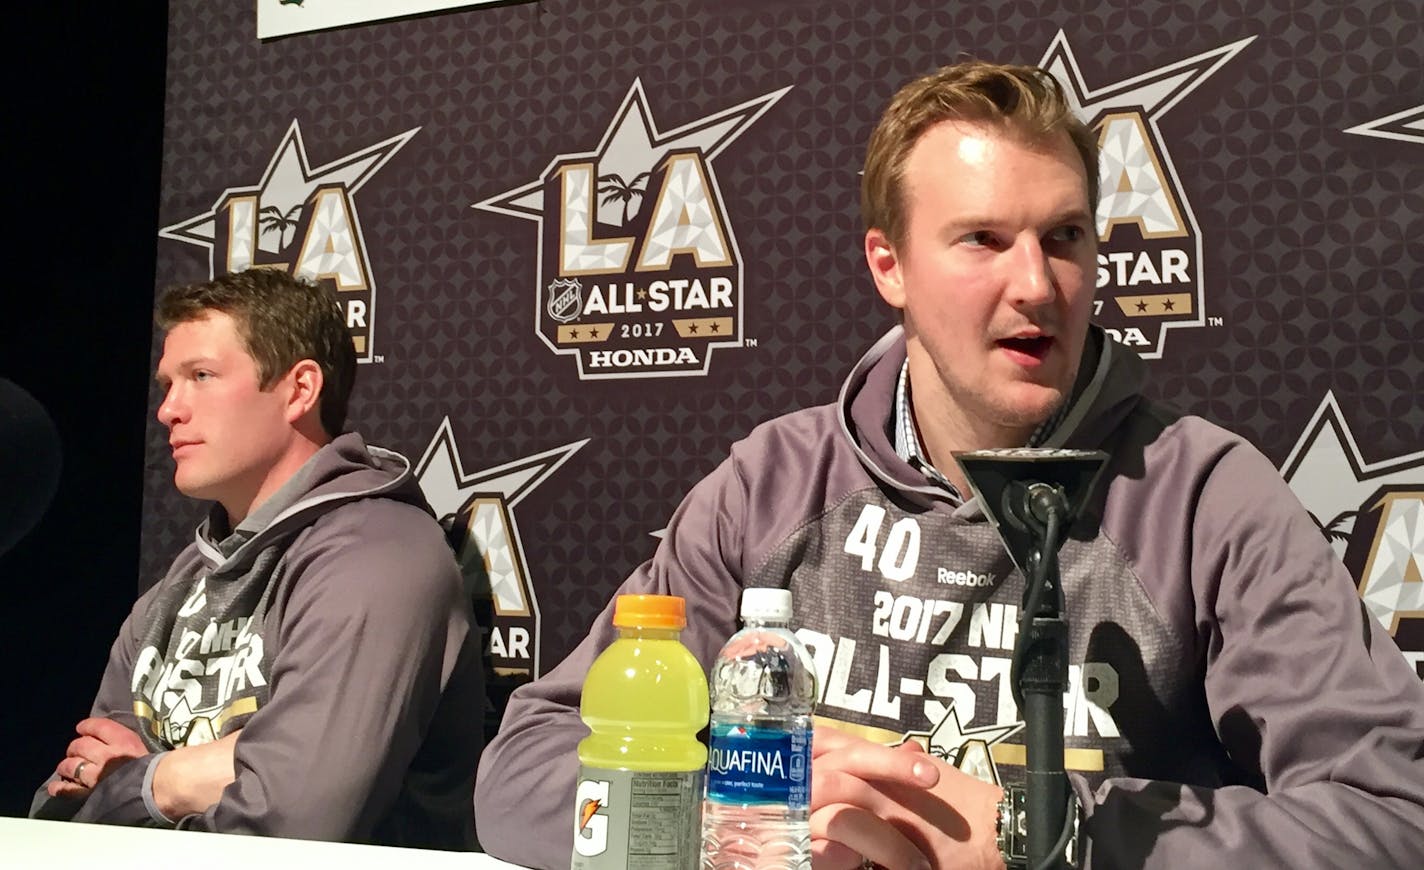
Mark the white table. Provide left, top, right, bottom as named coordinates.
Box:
left=0, top=816, right=527, bottom=868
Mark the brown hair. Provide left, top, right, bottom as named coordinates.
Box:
left=861, top=60, right=1100, bottom=247
left=156, top=269, right=356, bottom=438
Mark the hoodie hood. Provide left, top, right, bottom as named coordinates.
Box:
left=837, top=325, right=1148, bottom=511
left=193, top=432, right=431, bottom=577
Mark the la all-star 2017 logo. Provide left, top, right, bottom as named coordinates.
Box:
left=1282, top=392, right=1424, bottom=680
left=159, top=120, right=416, bottom=362
left=475, top=81, right=789, bottom=379
left=1041, top=32, right=1254, bottom=358
left=415, top=417, right=586, bottom=679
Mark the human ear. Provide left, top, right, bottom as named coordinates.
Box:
left=866, top=228, right=905, bottom=310
left=284, top=359, right=325, bottom=424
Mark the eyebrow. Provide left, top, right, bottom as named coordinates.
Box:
left=154, top=357, right=215, bottom=384
left=939, top=208, right=1095, bottom=235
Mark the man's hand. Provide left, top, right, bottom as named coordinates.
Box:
left=810, top=726, right=1004, bottom=870
left=46, top=717, right=148, bottom=799
left=152, top=731, right=241, bottom=820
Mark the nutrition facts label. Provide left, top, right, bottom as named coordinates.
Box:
left=573, top=766, right=704, bottom=870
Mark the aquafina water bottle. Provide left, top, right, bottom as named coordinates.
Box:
left=701, top=588, right=816, bottom=870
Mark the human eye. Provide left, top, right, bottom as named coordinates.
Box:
left=193, top=369, right=214, bottom=382
left=960, top=230, right=999, bottom=248
left=1047, top=225, right=1087, bottom=244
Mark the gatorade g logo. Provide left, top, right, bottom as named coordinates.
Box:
left=158, top=120, right=416, bottom=362
left=573, top=778, right=611, bottom=857
left=1039, top=31, right=1254, bottom=358
left=475, top=80, right=789, bottom=379
left=1282, top=391, right=1424, bottom=679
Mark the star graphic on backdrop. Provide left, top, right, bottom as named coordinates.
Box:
left=1036, top=30, right=1253, bottom=360
left=1281, top=392, right=1424, bottom=558
left=1135, top=300, right=1149, bottom=312
left=415, top=417, right=587, bottom=521
left=473, top=80, right=789, bottom=228
left=1280, top=394, right=1424, bottom=638
left=159, top=120, right=416, bottom=266
left=414, top=417, right=587, bottom=678
left=1345, top=104, right=1424, bottom=145
left=1161, top=299, right=1175, bottom=311
left=1039, top=31, right=1255, bottom=128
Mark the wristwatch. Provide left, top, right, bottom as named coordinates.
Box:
left=996, top=784, right=1081, bottom=869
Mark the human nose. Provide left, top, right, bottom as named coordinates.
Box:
left=157, top=384, right=185, bottom=428
left=1005, top=234, right=1057, bottom=308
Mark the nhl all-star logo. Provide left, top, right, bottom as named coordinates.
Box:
left=159, top=120, right=416, bottom=362
left=1281, top=392, right=1424, bottom=679
left=1040, top=32, right=1254, bottom=359
left=475, top=81, right=789, bottom=380
left=415, top=416, right=586, bottom=679
left=899, top=700, right=1022, bottom=787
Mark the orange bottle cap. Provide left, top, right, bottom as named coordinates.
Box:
left=613, top=594, right=687, bottom=629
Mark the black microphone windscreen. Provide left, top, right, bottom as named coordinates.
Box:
left=0, top=378, right=63, bottom=557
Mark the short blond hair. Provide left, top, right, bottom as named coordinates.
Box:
left=861, top=61, right=1099, bottom=247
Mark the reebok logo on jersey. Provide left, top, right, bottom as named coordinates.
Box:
left=937, top=567, right=997, bottom=588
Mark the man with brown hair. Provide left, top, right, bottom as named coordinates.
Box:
left=32, top=269, right=484, bottom=848
left=475, top=61, right=1424, bottom=868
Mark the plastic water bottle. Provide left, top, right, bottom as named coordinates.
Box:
left=573, top=594, right=709, bottom=870
left=701, top=588, right=816, bottom=870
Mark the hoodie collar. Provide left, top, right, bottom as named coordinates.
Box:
left=193, top=432, right=421, bottom=573
left=840, top=325, right=1145, bottom=512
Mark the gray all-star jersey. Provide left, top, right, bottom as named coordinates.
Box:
left=35, top=433, right=483, bottom=849
left=475, top=327, right=1424, bottom=869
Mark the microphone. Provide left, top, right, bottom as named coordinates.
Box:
left=954, top=448, right=1107, bottom=870
left=0, top=378, right=63, bottom=557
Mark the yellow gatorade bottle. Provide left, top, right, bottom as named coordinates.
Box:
left=572, top=594, right=710, bottom=870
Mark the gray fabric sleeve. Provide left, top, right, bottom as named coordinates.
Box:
left=66, top=755, right=163, bottom=827
left=474, top=454, right=747, bottom=869
left=141, top=752, right=174, bottom=824
left=1081, top=429, right=1424, bottom=867
left=154, top=504, right=469, bottom=840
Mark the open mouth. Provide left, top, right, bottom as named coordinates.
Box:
left=997, top=335, right=1054, bottom=361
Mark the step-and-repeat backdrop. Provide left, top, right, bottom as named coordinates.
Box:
left=143, top=0, right=1424, bottom=728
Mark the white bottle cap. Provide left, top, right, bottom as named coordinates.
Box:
left=740, top=587, right=792, bottom=622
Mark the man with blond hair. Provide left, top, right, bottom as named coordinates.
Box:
left=475, top=62, right=1424, bottom=868
left=33, top=269, right=484, bottom=848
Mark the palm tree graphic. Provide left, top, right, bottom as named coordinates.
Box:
left=1312, top=509, right=1359, bottom=544
left=597, top=171, right=651, bottom=228
left=259, top=204, right=303, bottom=249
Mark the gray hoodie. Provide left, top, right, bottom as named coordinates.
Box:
left=475, top=327, right=1424, bottom=868
left=33, top=432, right=483, bottom=849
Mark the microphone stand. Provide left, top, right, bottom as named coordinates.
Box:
left=953, top=448, right=1106, bottom=870
left=1008, top=483, right=1072, bottom=870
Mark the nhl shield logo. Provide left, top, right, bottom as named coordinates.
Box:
left=547, top=278, right=583, bottom=325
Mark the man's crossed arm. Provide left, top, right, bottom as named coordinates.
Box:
left=46, top=716, right=237, bottom=820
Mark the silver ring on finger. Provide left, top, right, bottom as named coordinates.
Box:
left=73, top=760, right=89, bottom=786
